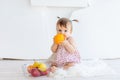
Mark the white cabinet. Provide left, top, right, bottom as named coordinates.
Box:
left=30, top=0, right=90, bottom=7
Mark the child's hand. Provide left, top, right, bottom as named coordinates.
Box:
left=59, top=40, right=68, bottom=46
left=64, top=33, right=71, bottom=38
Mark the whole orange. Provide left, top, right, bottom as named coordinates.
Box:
left=54, top=33, right=65, bottom=44
left=27, top=65, right=35, bottom=73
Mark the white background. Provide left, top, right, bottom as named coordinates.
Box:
left=0, top=0, right=120, bottom=59
left=70, top=0, right=120, bottom=59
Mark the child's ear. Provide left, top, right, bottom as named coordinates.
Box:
left=70, top=31, right=72, bottom=34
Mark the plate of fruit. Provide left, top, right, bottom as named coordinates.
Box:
left=23, top=61, right=50, bottom=77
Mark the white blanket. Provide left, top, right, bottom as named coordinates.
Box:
left=48, top=59, right=116, bottom=78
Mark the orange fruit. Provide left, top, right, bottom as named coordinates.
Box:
left=54, top=34, right=65, bottom=44
left=27, top=65, right=35, bottom=73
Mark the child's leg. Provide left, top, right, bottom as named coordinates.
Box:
left=64, top=62, right=75, bottom=70
left=51, top=63, right=57, bottom=67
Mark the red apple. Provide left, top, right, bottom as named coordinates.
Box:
left=41, top=69, right=49, bottom=76
left=31, top=68, right=41, bottom=77
left=27, top=65, right=34, bottom=73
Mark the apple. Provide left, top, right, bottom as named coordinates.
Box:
left=41, top=69, right=50, bottom=76
left=33, top=61, right=41, bottom=68
left=41, top=71, right=48, bottom=76
left=38, top=63, right=47, bottom=72
left=27, top=65, right=35, bottom=73
left=31, top=68, right=41, bottom=77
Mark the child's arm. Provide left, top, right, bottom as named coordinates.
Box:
left=62, top=37, right=76, bottom=53
left=51, top=43, right=58, bottom=53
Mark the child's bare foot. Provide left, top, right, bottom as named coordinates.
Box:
left=63, top=65, right=69, bottom=70
left=63, top=62, right=75, bottom=70
left=50, top=66, right=57, bottom=73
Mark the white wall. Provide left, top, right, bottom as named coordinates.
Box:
left=0, top=0, right=120, bottom=59
left=71, top=0, right=120, bottom=59
left=0, top=0, right=78, bottom=59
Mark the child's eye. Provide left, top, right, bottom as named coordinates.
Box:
left=58, top=29, right=62, bottom=32
left=65, top=30, right=67, bottom=32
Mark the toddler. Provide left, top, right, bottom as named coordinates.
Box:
left=48, top=17, right=80, bottom=72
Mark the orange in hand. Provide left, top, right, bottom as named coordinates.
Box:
left=54, top=33, right=65, bottom=44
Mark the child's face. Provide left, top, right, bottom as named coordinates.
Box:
left=56, top=23, right=72, bottom=37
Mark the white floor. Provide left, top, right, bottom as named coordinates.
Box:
left=0, top=59, right=120, bottom=80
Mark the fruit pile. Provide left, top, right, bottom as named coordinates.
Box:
left=27, top=61, right=49, bottom=77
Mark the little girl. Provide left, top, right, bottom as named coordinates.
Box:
left=48, top=17, right=80, bottom=72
